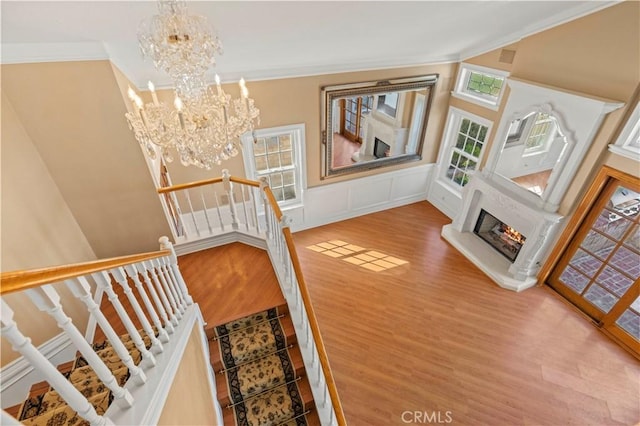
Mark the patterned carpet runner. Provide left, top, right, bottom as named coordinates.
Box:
left=214, top=308, right=309, bottom=426
left=15, top=332, right=153, bottom=426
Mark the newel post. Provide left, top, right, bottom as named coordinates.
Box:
left=259, top=177, right=272, bottom=239
left=222, top=169, right=239, bottom=230
left=159, top=236, right=194, bottom=305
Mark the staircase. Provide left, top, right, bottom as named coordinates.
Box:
left=208, top=304, right=320, bottom=426
left=5, top=330, right=155, bottom=425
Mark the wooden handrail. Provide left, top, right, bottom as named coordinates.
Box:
left=262, top=185, right=346, bottom=424
left=157, top=176, right=260, bottom=194
left=0, top=250, right=170, bottom=295
left=281, top=228, right=347, bottom=425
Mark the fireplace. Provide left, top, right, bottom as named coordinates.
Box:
left=441, top=173, right=563, bottom=292
left=473, top=209, right=526, bottom=262
left=374, top=138, right=391, bottom=158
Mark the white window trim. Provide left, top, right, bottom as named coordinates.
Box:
left=436, top=107, right=494, bottom=193
left=241, top=123, right=307, bottom=210
left=451, top=63, right=509, bottom=111
left=609, top=101, right=640, bottom=161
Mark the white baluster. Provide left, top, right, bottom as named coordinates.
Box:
left=200, top=188, right=214, bottom=234
left=0, top=299, right=113, bottom=426
left=66, top=277, right=147, bottom=385
left=124, top=264, right=171, bottom=343
left=150, top=259, right=182, bottom=320
left=159, top=258, right=186, bottom=310
left=154, top=259, right=185, bottom=315
left=159, top=236, right=194, bottom=305
left=143, top=260, right=180, bottom=326
left=135, top=263, right=175, bottom=334
left=184, top=189, right=201, bottom=237
left=223, top=169, right=239, bottom=230
left=260, top=177, right=272, bottom=239
left=92, top=271, right=156, bottom=369
left=240, top=185, right=250, bottom=231
left=111, top=267, right=164, bottom=354
left=213, top=190, right=225, bottom=231
left=250, top=186, right=260, bottom=233
left=26, top=285, right=134, bottom=408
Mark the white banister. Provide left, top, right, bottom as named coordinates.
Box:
left=150, top=259, right=183, bottom=319
left=92, top=271, right=156, bottom=369
left=0, top=299, right=113, bottom=426
left=134, top=263, right=175, bottom=334
left=159, top=236, right=194, bottom=305
left=25, top=285, right=134, bottom=409
left=110, top=267, right=164, bottom=354
left=123, top=264, right=171, bottom=343
left=143, top=260, right=180, bottom=327
left=222, top=169, right=239, bottom=230
left=159, top=258, right=186, bottom=310
left=199, top=188, right=214, bottom=234
left=66, top=277, right=147, bottom=385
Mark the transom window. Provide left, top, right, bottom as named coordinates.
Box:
left=241, top=124, right=306, bottom=208
left=453, top=63, right=509, bottom=110
left=439, top=108, right=492, bottom=190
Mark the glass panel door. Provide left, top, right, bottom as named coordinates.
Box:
left=549, top=179, right=640, bottom=355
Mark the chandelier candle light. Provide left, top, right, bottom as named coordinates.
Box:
left=125, top=0, right=260, bottom=169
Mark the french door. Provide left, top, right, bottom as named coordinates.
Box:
left=339, top=96, right=373, bottom=143
left=548, top=168, right=639, bottom=355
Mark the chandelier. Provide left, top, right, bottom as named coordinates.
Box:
left=126, top=0, right=260, bottom=169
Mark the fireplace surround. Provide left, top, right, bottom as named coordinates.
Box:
left=441, top=78, right=623, bottom=291
left=442, top=174, right=563, bottom=291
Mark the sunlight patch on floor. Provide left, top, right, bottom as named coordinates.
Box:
left=306, top=240, right=409, bottom=272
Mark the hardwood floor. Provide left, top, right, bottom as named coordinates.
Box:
left=100, top=202, right=639, bottom=425
left=290, top=202, right=640, bottom=426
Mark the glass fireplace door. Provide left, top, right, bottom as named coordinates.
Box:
left=549, top=178, right=640, bottom=354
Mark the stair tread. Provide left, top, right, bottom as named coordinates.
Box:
left=222, top=377, right=315, bottom=426
left=216, top=345, right=306, bottom=407
left=21, top=389, right=112, bottom=426
left=210, top=314, right=297, bottom=372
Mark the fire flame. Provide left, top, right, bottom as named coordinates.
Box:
left=503, top=226, right=526, bottom=245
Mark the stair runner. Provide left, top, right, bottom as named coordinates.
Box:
left=13, top=331, right=153, bottom=426
left=212, top=308, right=312, bottom=426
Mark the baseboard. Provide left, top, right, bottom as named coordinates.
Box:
left=1, top=332, right=75, bottom=408
left=174, top=230, right=267, bottom=256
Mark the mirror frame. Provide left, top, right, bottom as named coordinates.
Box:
left=483, top=103, right=577, bottom=209
left=321, top=74, right=438, bottom=178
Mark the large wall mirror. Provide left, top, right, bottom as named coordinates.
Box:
left=321, top=75, right=438, bottom=177
left=494, top=106, right=571, bottom=198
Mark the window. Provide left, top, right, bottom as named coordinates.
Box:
left=241, top=124, right=306, bottom=208
left=340, top=96, right=373, bottom=143
left=609, top=101, right=640, bottom=161
left=452, top=63, right=509, bottom=110
left=524, top=113, right=554, bottom=151
left=439, top=108, right=492, bottom=190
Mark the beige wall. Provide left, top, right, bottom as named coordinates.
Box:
left=153, top=63, right=457, bottom=188
left=1, top=61, right=172, bottom=259
left=1, top=92, right=96, bottom=365
left=157, top=322, right=218, bottom=426
left=464, top=1, right=639, bottom=215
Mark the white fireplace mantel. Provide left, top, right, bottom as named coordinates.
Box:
left=442, top=174, right=563, bottom=291
left=441, top=78, right=623, bottom=292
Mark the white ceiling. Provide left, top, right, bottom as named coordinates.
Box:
left=1, top=1, right=616, bottom=89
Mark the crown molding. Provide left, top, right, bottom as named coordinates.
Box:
left=458, top=1, right=620, bottom=62
left=1, top=42, right=109, bottom=64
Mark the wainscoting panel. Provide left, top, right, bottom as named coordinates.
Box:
left=296, top=164, right=433, bottom=232
left=427, top=179, right=462, bottom=220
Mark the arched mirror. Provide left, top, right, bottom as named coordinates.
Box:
left=494, top=108, right=570, bottom=197
left=321, top=75, right=438, bottom=177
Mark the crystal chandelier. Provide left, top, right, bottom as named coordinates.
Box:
left=126, top=0, right=260, bottom=169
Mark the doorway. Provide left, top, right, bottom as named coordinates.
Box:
left=547, top=167, right=639, bottom=356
